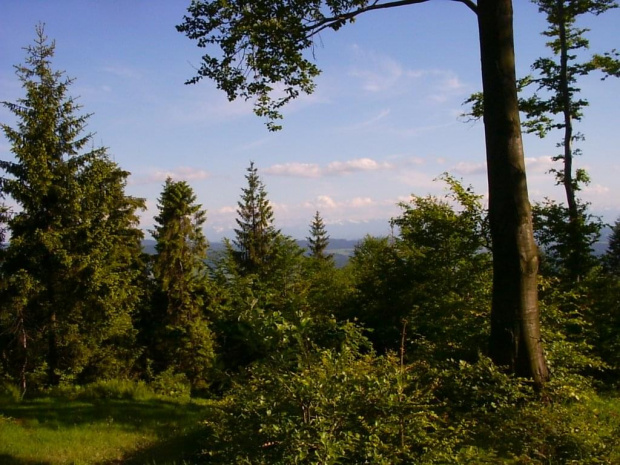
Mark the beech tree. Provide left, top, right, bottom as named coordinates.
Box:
left=178, top=1, right=548, bottom=384
left=0, top=26, right=145, bottom=387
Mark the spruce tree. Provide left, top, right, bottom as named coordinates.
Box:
left=0, top=26, right=145, bottom=387
left=70, top=156, right=146, bottom=382
left=0, top=201, right=8, bottom=245
left=150, top=178, right=214, bottom=388
left=233, top=161, right=279, bottom=274
left=603, top=218, right=620, bottom=276
left=307, top=211, right=332, bottom=262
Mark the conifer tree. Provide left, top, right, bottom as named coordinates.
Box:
left=70, top=156, right=146, bottom=382
left=150, top=178, right=214, bottom=388
left=464, top=1, right=619, bottom=280
left=0, top=201, right=8, bottom=245
left=307, top=211, right=332, bottom=261
left=0, top=26, right=145, bottom=387
left=524, top=0, right=619, bottom=279
left=603, top=218, right=620, bottom=276
left=526, top=0, right=619, bottom=208
left=233, top=162, right=279, bottom=274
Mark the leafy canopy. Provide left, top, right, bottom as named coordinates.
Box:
left=177, top=0, right=476, bottom=130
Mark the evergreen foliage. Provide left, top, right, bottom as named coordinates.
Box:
left=233, top=162, right=280, bottom=275
left=603, top=217, right=620, bottom=276
left=533, top=198, right=602, bottom=279
left=149, top=178, right=215, bottom=390
left=306, top=211, right=332, bottom=261
left=2, top=22, right=620, bottom=465
left=0, top=25, right=145, bottom=389
left=0, top=200, right=8, bottom=245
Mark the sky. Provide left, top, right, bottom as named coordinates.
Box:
left=1, top=1, right=619, bottom=241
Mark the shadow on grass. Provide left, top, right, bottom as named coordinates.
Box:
left=102, top=427, right=207, bottom=465
left=0, top=455, right=51, bottom=465
left=0, top=397, right=205, bottom=437
left=0, top=396, right=212, bottom=464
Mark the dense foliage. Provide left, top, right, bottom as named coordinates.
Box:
left=2, top=22, right=620, bottom=465
left=0, top=26, right=145, bottom=392
left=145, top=178, right=215, bottom=391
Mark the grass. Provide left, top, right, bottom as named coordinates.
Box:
left=0, top=393, right=210, bottom=465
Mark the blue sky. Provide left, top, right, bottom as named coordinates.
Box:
left=1, top=1, right=619, bottom=240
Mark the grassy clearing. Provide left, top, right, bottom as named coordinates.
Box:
left=0, top=383, right=618, bottom=464
left=0, top=394, right=210, bottom=465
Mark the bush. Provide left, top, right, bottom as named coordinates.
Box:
left=0, top=381, right=22, bottom=402
left=200, top=343, right=620, bottom=464
left=75, top=379, right=155, bottom=401
left=151, top=368, right=191, bottom=401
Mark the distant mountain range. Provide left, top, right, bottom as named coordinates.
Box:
left=142, top=227, right=615, bottom=268
left=141, top=238, right=360, bottom=268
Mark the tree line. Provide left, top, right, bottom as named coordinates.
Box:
left=2, top=10, right=620, bottom=461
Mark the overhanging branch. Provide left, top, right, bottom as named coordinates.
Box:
left=303, top=0, right=477, bottom=39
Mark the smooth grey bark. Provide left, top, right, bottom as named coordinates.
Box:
left=477, top=0, right=549, bottom=386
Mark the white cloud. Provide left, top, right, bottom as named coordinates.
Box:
left=314, top=195, right=338, bottom=209
left=349, top=47, right=406, bottom=93
left=130, top=166, right=211, bottom=185
left=326, top=158, right=393, bottom=174
left=102, top=65, right=143, bottom=80
left=166, top=86, right=255, bottom=125
left=237, top=137, right=272, bottom=152
left=451, top=161, right=487, bottom=175
left=216, top=206, right=236, bottom=214
left=426, top=70, right=468, bottom=103
left=348, top=47, right=469, bottom=105
left=339, top=109, right=392, bottom=131
left=304, top=195, right=376, bottom=210
left=264, top=162, right=322, bottom=178
left=583, top=183, right=610, bottom=195
left=264, top=157, right=394, bottom=178
left=349, top=197, right=375, bottom=208
left=525, top=156, right=555, bottom=173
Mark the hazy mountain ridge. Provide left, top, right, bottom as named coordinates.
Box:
left=141, top=238, right=360, bottom=267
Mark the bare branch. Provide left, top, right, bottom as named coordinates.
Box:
left=453, top=0, right=478, bottom=14
left=304, top=0, right=477, bottom=39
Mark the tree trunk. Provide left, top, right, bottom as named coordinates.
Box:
left=557, top=0, right=584, bottom=281
left=557, top=0, right=577, bottom=220
left=48, top=309, right=60, bottom=386
left=477, top=0, right=549, bottom=386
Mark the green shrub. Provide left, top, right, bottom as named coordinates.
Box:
left=0, top=381, right=22, bottom=402
left=75, top=379, right=155, bottom=401
left=152, top=368, right=191, bottom=401
left=200, top=343, right=620, bottom=464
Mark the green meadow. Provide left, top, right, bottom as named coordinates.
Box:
left=0, top=388, right=210, bottom=465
